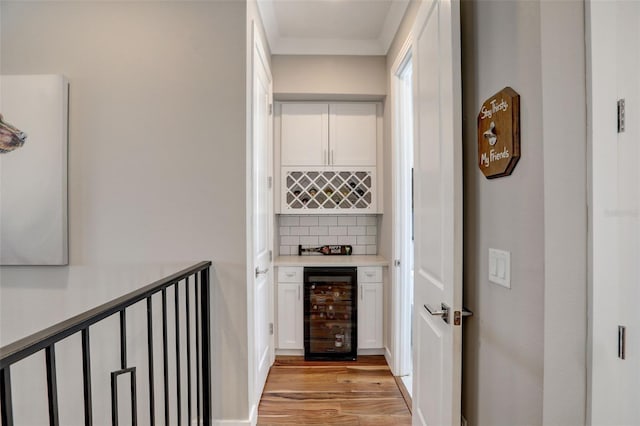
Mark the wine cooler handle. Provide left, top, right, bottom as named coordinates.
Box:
left=331, top=150, right=334, bottom=165
left=324, top=149, right=328, bottom=165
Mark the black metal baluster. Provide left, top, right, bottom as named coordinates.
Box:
left=146, top=296, right=155, bottom=426
left=162, top=289, right=169, bottom=425
left=195, top=274, right=201, bottom=424
left=120, top=310, right=127, bottom=369
left=200, top=268, right=211, bottom=426
left=131, top=369, right=138, bottom=426
left=110, top=372, right=119, bottom=426
left=0, top=367, right=14, bottom=426
left=185, top=277, right=192, bottom=424
left=82, top=329, right=93, bottom=426
left=45, top=345, right=60, bottom=426
left=174, top=281, right=182, bottom=426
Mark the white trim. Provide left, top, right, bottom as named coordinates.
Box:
left=212, top=419, right=252, bottom=426
left=389, top=32, right=414, bottom=378
left=256, top=0, right=409, bottom=55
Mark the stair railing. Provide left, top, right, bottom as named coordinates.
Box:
left=0, top=261, right=212, bottom=426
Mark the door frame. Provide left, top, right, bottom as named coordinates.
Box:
left=390, top=33, right=414, bottom=379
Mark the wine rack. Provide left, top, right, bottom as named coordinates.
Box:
left=281, top=168, right=376, bottom=212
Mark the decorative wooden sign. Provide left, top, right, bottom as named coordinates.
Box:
left=477, top=87, right=520, bottom=179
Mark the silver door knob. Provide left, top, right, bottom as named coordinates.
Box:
left=424, top=303, right=450, bottom=324
left=255, top=267, right=269, bottom=278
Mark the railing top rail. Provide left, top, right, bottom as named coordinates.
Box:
left=0, top=261, right=211, bottom=370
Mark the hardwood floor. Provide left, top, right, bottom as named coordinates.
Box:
left=257, top=356, right=412, bottom=425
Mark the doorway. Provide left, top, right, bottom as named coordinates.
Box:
left=391, top=39, right=414, bottom=395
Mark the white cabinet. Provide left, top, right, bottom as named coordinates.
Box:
left=280, top=102, right=377, bottom=167
left=280, top=103, right=328, bottom=167
left=357, top=267, right=383, bottom=349
left=277, top=102, right=381, bottom=213
left=276, top=267, right=303, bottom=350
left=330, top=103, right=377, bottom=166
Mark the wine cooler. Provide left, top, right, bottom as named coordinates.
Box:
left=304, top=267, right=357, bottom=361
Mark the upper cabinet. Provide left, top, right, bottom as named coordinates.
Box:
left=329, top=103, right=377, bottom=167
left=281, top=103, right=329, bottom=167
left=277, top=102, right=382, bottom=214
left=280, top=103, right=377, bottom=167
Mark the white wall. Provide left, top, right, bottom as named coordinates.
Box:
left=540, top=1, right=587, bottom=424
left=461, top=1, right=546, bottom=424
left=1, top=1, right=250, bottom=422
left=271, top=55, right=387, bottom=99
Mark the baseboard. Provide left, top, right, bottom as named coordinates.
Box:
left=384, top=346, right=394, bottom=372
left=275, top=348, right=304, bottom=356
left=212, top=419, right=252, bottom=426
left=394, top=376, right=412, bottom=414
left=357, top=348, right=385, bottom=356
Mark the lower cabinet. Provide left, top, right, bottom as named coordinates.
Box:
left=276, top=265, right=383, bottom=352
left=276, top=268, right=303, bottom=349
left=357, top=267, right=383, bottom=349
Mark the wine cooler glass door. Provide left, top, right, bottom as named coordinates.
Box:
left=304, top=267, right=357, bottom=360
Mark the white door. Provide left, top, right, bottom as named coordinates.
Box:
left=589, top=1, right=640, bottom=424
left=252, top=23, right=274, bottom=402
left=411, top=0, right=463, bottom=424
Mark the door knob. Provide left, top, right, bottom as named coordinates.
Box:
left=424, top=303, right=450, bottom=324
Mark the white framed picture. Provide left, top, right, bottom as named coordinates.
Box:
left=1, top=75, right=69, bottom=265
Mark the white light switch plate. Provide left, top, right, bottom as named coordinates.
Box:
left=489, top=248, right=511, bottom=288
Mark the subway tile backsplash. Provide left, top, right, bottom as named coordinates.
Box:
left=278, top=214, right=378, bottom=256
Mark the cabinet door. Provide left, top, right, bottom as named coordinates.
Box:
left=277, top=282, right=303, bottom=349
left=281, top=103, right=328, bottom=167
left=330, top=103, right=377, bottom=167
left=358, top=282, right=383, bottom=349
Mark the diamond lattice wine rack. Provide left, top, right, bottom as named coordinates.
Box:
left=281, top=168, right=376, bottom=212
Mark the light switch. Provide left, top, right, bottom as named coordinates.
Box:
left=489, top=248, right=511, bottom=288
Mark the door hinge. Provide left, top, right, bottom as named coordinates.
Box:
left=267, top=176, right=273, bottom=189
left=269, top=103, right=273, bottom=115
left=269, top=250, right=273, bottom=262
left=394, top=259, right=401, bottom=267
left=618, top=99, right=625, bottom=133
left=269, top=323, right=274, bottom=335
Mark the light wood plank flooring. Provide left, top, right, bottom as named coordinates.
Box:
left=257, top=356, right=411, bottom=425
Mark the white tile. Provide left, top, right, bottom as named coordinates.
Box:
left=352, top=245, right=366, bottom=255
left=300, top=216, right=319, bottom=226
left=279, top=246, right=291, bottom=256
left=338, top=236, right=357, bottom=245
left=318, top=236, right=338, bottom=245
left=366, top=226, right=377, bottom=236
left=280, top=236, right=300, bottom=246
left=357, top=235, right=376, bottom=245
left=366, top=245, right=378, bottom=255
left=338, top=216, right=357, bottom=226
left=300, top=236, right=319, bottom=246
left=290, top=226, right=309, bottom=236
left=318, top=216, right=338, bottom=226
left=280, top=216, right=300, bottom=227
left=329, top=227, right=348, bottom=236
left=357, top=215, right=377, bottom=226
left=309, top=226, right=328, bottom=236
left=279, top=227, right=290, bottom=236
left=348, top=226, right=366, bottom=236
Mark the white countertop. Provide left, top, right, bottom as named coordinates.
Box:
left=274, top=255, right=389, bottom=267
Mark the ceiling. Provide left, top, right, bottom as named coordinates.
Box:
left=257, top=0, right=410, bottom=56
